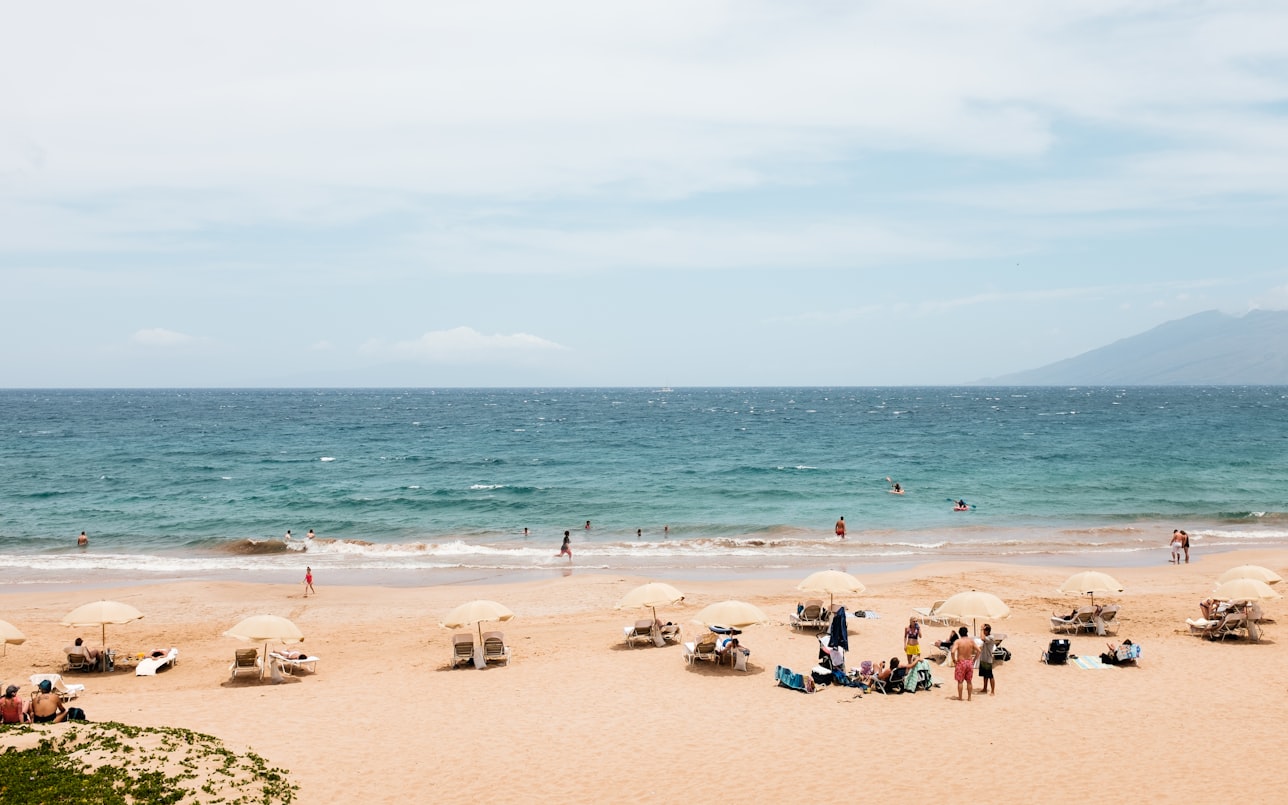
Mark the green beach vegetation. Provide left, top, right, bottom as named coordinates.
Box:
left=0, top=722, right=297, bottom=804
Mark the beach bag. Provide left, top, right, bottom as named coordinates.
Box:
left=67, top=707, right=87, bottom=722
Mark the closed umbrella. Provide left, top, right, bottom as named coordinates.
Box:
left=62, top=600, right=144, bottom=648
left=224, top=615, right=305, bottom=681
left=1058, top=571, right=1125, bottom=606
left=0, top=619, right=25, bottom=656
left=797, top=570, right=866, bottom=612
left=934, top=590, right=1010, bottom=635
left=1216, top=565, right=1283, bottom=586
left=693, top=600, right=769, bottom=629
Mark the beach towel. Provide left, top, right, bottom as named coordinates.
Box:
left=775, top=665, right=815, bottom=693
left=1073, top=655, right=1109, bottom=670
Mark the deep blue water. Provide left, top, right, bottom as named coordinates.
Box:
left=1, top=387, right=1285, bottom=583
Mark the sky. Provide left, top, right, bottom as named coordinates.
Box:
left=3, top=1, right=1288, bottom=387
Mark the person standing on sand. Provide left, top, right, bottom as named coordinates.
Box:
left=835, top=516, right=846, bottom=540
left=559, top=531, right=573, bottom=561
left=1181, top=530, right=1190, bottom=563
left=77, top=531, right=88, bottom=547
left=903, top=617, right=921, bottom=665
left=304, top=566, right=315, bottom=596
left=1169, top=530, right=1183, bottom=564
left=951, top=629, right=979, bottom=701
left=978, top=624, right=997, bottom=696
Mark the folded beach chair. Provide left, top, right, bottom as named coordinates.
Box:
left=482, top=631, right=511, bottom=666
left=269, top=651, right=319, bottom=675
left=623, top=619, right=656, bottom=648
left=683, top=633, right=719, bottom=665
left=135, top=648, right=180, bottom=677
left=1042, top=638, right=1070, bottom=665
left=902, top=659, right=936, bottom=693
left=774, top=665, right=815, bottom=693
left=1050, top=608, right=1096, bottom=634
left=29, top=674, right=85, bottom=701
left=451, top=633, right=475, bottom=668
left=789, top=600, right=831, bottom=632
left=229, top=648, right=262, bottom=681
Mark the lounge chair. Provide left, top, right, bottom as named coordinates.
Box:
left=1042, top=638, right=1071, bottom=664
left=683, top=633, right=719, bottom=665
left=1190, top=611, right=1251, bottom=641
left=451, top=633, right=475, bottom=668
left=64, top=652, right=95, bottom=673
left=135, top=648, right=180, bottom=677
left=911, top=601, right=959, bottom=627
left=269, top=651, right=319, bottom=675
left=28, top=674, right=85, bottom=701
left=1095, top=605, right=1121, bottom=636
left=790, top=599, right=831, bottom=632
left=482, top=631, right=511, bottom=666
left=1050, top=607, right=1096, bottom=634
left=623, top=619, right=656, bottom=648
left=229, top=648, right=262, bottom=681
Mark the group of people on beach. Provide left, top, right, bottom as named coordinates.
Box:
left=0, top=679, right=72, bottom=724
left=902, top=620, right=998, bottom=701
left=1169, top=529, right=1191, bottom=564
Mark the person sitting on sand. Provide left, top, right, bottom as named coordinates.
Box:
left=30, top=679, right=68, bottom=723
left=0, top=684, right=29, bottom=724
left=1100, top=639, right=1136, bottom=665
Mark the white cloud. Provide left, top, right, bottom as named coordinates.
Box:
left=361, top=327, right=567, bottom=364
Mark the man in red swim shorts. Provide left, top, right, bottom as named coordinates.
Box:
left=951, top=630, right=980, bottom=701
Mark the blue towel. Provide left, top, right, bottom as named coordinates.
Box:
left=775, top=665, right=813, bottom=693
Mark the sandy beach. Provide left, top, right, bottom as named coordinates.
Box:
left=3, top=549, right=1287, bottom=803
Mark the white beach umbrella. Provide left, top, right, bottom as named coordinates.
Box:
left=62, top=600, right=144, bottom=647
left=615, top=583, right=685, bottom=622
left=934, top=590, right=1010, bottom=635
left=1057, top=571, right=1125, bottom=606
left=441, top=600, right=515, bottom=643
left=0, top=619, right=25, bottom=656
left=797, top=570, right=866, bottom=611
left=1216, top=565, right=1283, bottom=586
left=1212, top=578, right=1282, bottom=603
left=693, top=600, right=769, bottom=629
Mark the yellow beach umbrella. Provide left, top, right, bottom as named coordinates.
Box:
left=0, top=619, right=25, bottom=656
left=693, top=600, right=769, bottom=629
left=797, top=570, right=866, bottom=611
left=62, top=600, right=144, bottom=647
left=1216, top=565, right=1283, bottom=586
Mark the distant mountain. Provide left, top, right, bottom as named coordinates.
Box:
left=980, top=309, right=1288, bottom=385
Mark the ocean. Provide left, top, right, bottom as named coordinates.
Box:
left=1, top=386, right=1286, bottom=587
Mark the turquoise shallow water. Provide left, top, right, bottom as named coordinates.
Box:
left=1, top=386, right=1285, bottom=585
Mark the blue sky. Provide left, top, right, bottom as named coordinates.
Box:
left=3, top=1, right=1287, bottom=387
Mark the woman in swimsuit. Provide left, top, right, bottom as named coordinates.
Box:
left=904, top=618, right=921, bottom=664
left=559, top=531, right=573, bottom=561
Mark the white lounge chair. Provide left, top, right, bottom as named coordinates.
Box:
left=269, top=651, right=319, bottom=675
left=29, top=674, right=85, bottom=701
left=229, top=648, right=262, bottom=681
left=789, top=600, right=831, bottom=632
left=1051, top=607, right=1096, bottom=634
left=683, top=633, right=719, bottom=665
left=135, top=648, right=180, bottom=677
left=623, top=619, right=655, bottom=648
left=1095, top=605, right=1121, bottom=636
left=482, top=631, right=511, bottom=666
left=450, top=633, right=475, bottom=668
left=911, top=601, right=959, bottom=626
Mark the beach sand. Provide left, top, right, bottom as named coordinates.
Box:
left=3, top=549, right=1287, bottom=803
